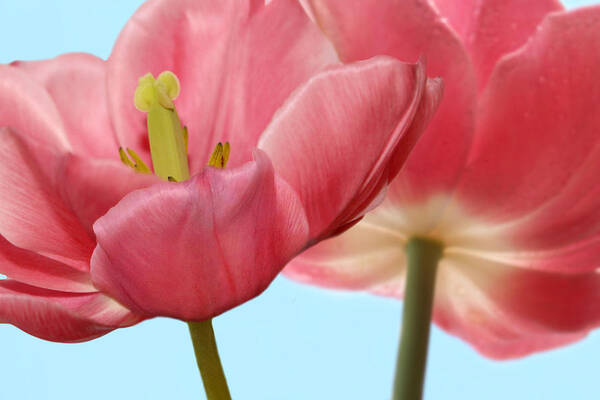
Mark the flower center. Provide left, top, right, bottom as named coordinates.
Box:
left=120, top=71, right=230, bottom=181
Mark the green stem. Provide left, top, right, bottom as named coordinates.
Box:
left=188, top=320, right=232, bottom=400
left=393, top=237, right=443, bottom=400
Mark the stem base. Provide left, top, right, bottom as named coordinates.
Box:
left=188, top=320, right=232, bottom=400
left=393, top=237, right=443, bottom=400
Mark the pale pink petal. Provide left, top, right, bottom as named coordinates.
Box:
left=259, top=57, right=441, bottom=239
left=0, top=235, right=93, bottom=293
left=0, top=280, right=142, bottom=342
left=0, top=128, right=94, bottom=269
left=430, top=0, right=563, bottom=91
left=11, top=53, right=119, bottom=159
left=91, top=151, right=309, bottom=320
left=0, top=65, right=69, bottom=150
left=284, top=210, right=406, bottom=290
left=58, top=155, right=160, bottom=234
left=434, top=252, right=600, bottom=359
left=306, top=0, right=476, bottom=205
left=445, top=232, right=600, bottom=276
left=455, top=7, right=600, bottom=269
left=108, top=0, right=337, bottom=172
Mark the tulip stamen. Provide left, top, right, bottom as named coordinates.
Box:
left=208, top=142, right=230, bottom=169
left=119, top=147, right=151, bottom=174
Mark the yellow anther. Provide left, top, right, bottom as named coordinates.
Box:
left=127, top=148, right=151, bottom=174
left=222, top=142, right=230, bottom=166
left=208, top=142, right=231, bottom=169
left=183, top=126, right=189, bottom=153
left=208, top=143, right=222, bottom=167
left=134, top=71, right=181, bottom=112
left=118, top=147, right=152, bottom=174
left=119, top=147, right=135, bottom=168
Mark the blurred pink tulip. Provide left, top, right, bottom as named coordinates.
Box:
left=0, top=0, right=442, bottom=341
left=288, top=0, right=600, bottom=358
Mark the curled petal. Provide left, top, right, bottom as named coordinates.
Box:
left=91, top=151, right=309, bottom=320
left=0, top=235, right=93, bottom=293
left=11, top=53, right=118, bottom=159
left=259, top=57, right=442, bottom=240
left=0, top=280, right=141, bottom=343
left=108, top=0, right=337, bottom=172
left=0, top=128, right=94, bottom=269
left=305, top=0, right=477, bottom=205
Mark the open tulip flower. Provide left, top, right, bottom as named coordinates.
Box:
left=0, top=0, right=443, bottom=396
left=289, top=0, right=600, bottom=372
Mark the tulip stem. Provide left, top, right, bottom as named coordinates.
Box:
left=188, top=319, right=232, bottom=400
left=392, top=237, right=443, bottom=400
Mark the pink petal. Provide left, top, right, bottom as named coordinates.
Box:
left=259, top=57, right=441, bottom=240
left=284, top=211, right=407, bottom=291
left=431, top=0, right=563, bottom=91
left=91, top=151, right=309, bottom=320
left=59, top=155, right=160, bottom=234
left=0, top=280, right=142, bottom=342
left=0, top=65, right=69, bottom=150
left=11, top=53, right=119, bottom=159
left=0, top=128, right=94, bottom=269
left=434, top=252, right=600, bottom=359
left=305, top=0, right=477, bottom=205
left=107, top=0, right=337, bottom=172
left=0, top=235, right=93, bottom=293
left=454, top=6, right=600, bottom=270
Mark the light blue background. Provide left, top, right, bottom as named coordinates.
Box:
left=1, top=1, right=599, bottom=399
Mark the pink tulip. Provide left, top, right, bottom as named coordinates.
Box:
left=288, top=0, right=600, bottom=359
left=0, top=0, right=442, bottom=341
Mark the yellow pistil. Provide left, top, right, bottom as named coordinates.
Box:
left=133, top=71, right=189, bottom=181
